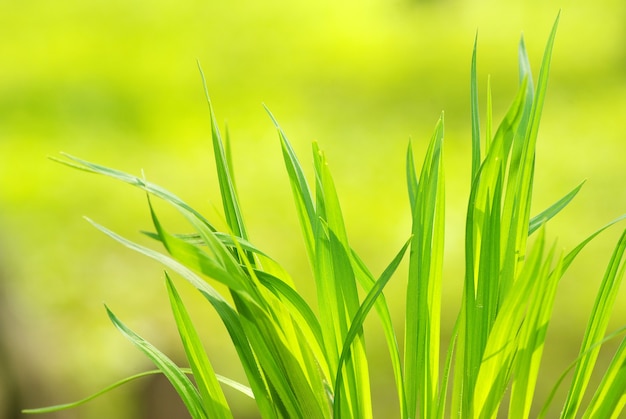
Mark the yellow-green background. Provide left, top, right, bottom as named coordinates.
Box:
left=1, top=0, right=625, bottom=417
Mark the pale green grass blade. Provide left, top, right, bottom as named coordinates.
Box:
left=333, top=238, right=411, bottom=418
left=584, top=334, right=626, bottom=418
left=539, top=325, right=626, bottom=418
left=455, top=78, right=529, bottom=417
left=350, top=249, right=408, bottom=418
left=23, top=369, right=252, bottom=414
left=473, top=229, right=551, bottom=417
left=509, top=252, right=565, bottom=419
left=166, top=274, right=234, bottom=419
left=470, top=33, right=481, bottom=181
left=105, top=306, right=208, bottom=419
left=310, top=143, right=372, bottom=418
left=405, top=114, right=445, bottom=419
left=22, top=370, right=174, bottom=414
left=52, top=154, right=217, bottom=232
left=485, top=75, right=492, bottom=150
left=198, top=64, right=248, bottom=241
left=500, top=14, right=559, bottom=297
left=265, top=106, right=317, bottom=263
left=561, top=229, right=626, bottom=417
left=529, top=181, right=585, bottom=235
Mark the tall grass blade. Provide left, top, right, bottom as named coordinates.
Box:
left=470, top=33, right=481, bottom=181
left=198, top=63, right=249, bottom=242
left=584, top=334, right=626, bottom=418
left=405, top=114, right=445, bottom=419
left=333, top=238, right=411, bottom=417
left=165, top=273, right=234, bottom=419
left=561, top=229, right=626, bottom=417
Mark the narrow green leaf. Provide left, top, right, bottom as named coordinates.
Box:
left=562, top=229, right=626, bottom=417
left=470, top=32, right=481, bottom=181
left=198, top=62, right=248, bottom=242
left=529, top=181, right=585, bottom=235
left=333, top=238, right=411, bottom=418
left=166, top=274, right=234, bottom=419
left=106, top=306, right=208, bottom=419
left=584, top=333, right=626, bottom=418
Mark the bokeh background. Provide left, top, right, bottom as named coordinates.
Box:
left=1, top=0, right=625, bottom=417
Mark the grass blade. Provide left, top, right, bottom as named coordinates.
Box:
left=405, top=114, right=445, bottom=419
left=105, top=306, right=208, bottom=419
left=561, top=229, right=626, bottom=417
left=166, top=274, right=234, bottom=419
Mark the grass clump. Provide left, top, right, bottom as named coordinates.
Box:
left=24, top=13, right=626, bottom=418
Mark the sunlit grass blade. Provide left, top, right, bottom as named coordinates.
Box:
left=539, top=325, right=626, bottom=417
left=165, top=273, right=234, bottom=419
left=22, top=370, right=178, bottom=414
left=529, top=181, right=585, bottom=235
left=405, top=114, right=445, bottom=419
left=85, top=218, right=278, bottom=417
left=198, top=63, right=248, bottom=242
left=265, top=106, right=317, bottom=265
left=473, top=228, right=551, bottom=417
left=333, top=238, right=411, bottom=417
left=350, top=250, right=408, bottom=418
left=470, top=33, right=481, bottom=181
left=312, top=142, right=371, bottom=418
left=584, top=334, right=626, bottom=418
left=561, top=229, right=626, bottom=417
left=509, top=251, right=565, bottom=419
left=52, top=154, right=217, bottom=232
left=105, top=306, right=208, bottom=419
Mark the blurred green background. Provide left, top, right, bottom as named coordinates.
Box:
left=1, top=0, right=625, bottom=417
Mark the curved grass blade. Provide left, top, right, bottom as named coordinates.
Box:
left=333, top=238, right=411, bottom=417
left=584, top=333, right=626, bottom=418
left=23, top=368, right=253, bottom=415
left=51, top=154, right=217, bottom=232
left=166, top=274, right=234, bottom=419
left=561, top=229, right=626, bottom=417
left=538, top=325, right=626, bottom=418
left=85, top=218, right=278, bottom=417
left=198, top=63, right=249, bottom=243
left=105, top=306, right=208, bottom=419
left=529, top=181, right=585, bottom=235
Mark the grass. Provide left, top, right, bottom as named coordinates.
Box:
left=24, top=13, right=626, bottom=418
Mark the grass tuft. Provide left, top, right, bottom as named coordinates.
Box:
left=25, top=13, right=626, bottom=419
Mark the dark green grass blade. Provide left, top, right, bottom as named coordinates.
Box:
left=529, top=181, right=585, bottom=235
left=105, top=306, right=208, bottom=419
left=561, top=229, right=626, bottom=417
left=166, top=274, right=234, bottom=419
left=333, top=238, right=411, bottom=417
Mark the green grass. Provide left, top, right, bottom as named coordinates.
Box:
left=24, top=14, right=626, bottom=418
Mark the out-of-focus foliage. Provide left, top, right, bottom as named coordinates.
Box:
left=1, top=0, right=625, bottom=417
